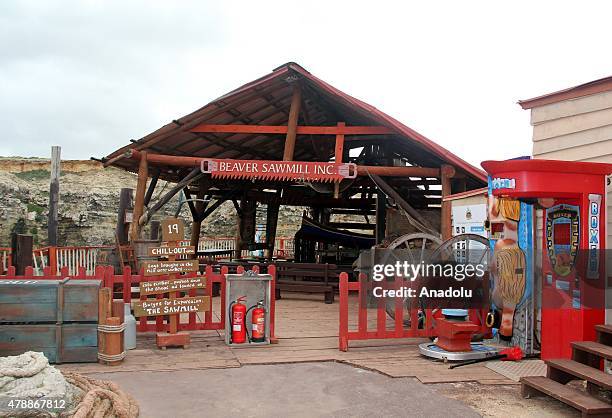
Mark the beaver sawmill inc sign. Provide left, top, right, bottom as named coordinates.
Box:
left=200, top=158, right=357, bottom=182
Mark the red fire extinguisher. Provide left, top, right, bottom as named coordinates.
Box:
left=250, top=301, right=266, bottom=343
left=230, top=296, right=247, bottom=344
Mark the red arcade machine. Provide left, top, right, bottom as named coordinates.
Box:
left=481, top=159, right=612, bottom=359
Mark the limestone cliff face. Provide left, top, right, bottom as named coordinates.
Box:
left=0, top=158, right=304, bottom=247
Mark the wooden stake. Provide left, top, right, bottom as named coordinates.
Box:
left=130, top=151, right=148, bottom=242
left=10, top=234, right=33, bottom=276
left=282, top=84, right=302, bottom=161
left=441, top=164, right=455, bottom=240
left=116, top=188, right=133, bottom=245
left=48, top=146, right=61, bottom=246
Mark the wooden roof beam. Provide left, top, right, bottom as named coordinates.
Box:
left=191, top=124, right=394, bottom=135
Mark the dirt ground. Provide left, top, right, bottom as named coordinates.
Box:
left=433, top=381, right=580, bottom=418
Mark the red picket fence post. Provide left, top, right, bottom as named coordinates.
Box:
left=338, top=273, right=490, bottom=351
left=268, top=264, right=277, bottom=341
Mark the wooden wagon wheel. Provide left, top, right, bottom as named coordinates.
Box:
left=381, top=233, right=442, bottom=325
left=418, top=234, right=491, bottom=335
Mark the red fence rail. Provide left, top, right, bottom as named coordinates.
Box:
left=338, top=273, right=488, bottom=351
left=1, top=264, right=276, bottom=337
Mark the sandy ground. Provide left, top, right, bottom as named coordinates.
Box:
left=433, top=381, right=580, bottom=418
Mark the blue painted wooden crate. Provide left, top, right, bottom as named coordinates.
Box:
left=0, top=324, right=98, bottom=363
left=0, top=278, right=100, bottom=363
left=0, top=279, right=100, bottom=323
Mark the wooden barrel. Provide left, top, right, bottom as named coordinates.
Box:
left=132, top=239, right=159, bottom=270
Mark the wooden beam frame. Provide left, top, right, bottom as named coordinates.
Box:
left=283, top=84, right=302, bottom=161
left=129, top=151, right=148, bottom=241
left=191, top=124, right=394, bottom=136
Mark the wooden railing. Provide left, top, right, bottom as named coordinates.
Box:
left=33, top=246, right=112, bottom=276
left=1, top=237, right=294, bottom=277
left=0, top=264, right=276, bottom=336
left=338, top=273, right=490, bottom=351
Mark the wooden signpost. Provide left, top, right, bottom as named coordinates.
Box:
left=134, top=217, right=209, bottom=349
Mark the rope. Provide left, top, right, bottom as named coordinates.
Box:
left=62, top=372, right=139, bottom=418
left=97, top=323, right=126, bottom=333
left=97, top=352, right=127, bottom=362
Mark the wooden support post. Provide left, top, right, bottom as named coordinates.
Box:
left=282, top=84, right=302, bottom=161
left=10, top=234, right=33, bottom=275
left=130, top=151, right=148, bottom=242
left=116, top=188, right=133, bottom=245
left=441, top=164, right=455, bottom=241
left=265, top=200, right=280, bottom=259
left=150, top=220, right=160, bottom=241
left=236, top=198, right=256, bottom=259
left=189, top=181, right=208, bottom=254
left=48, top=146, right=61, bottom=246
left=334, top=122, right=345, bottom=162
left=375, top=191, right=386, bottom=244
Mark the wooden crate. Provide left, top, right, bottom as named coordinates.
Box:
left=0, top=324, right=98, bottom=363
left=0, top=278, right=101, bottom=363
left=0, top=279, right=100, bottom=323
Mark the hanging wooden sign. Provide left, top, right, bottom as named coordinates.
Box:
left=200, top=158, right=357, bottom=182
left=142, top=259, right=199, bottom=276
left=140, top=277, right=206, bottom=296
left=133, top=296, right=210, bottom=317
left=147, top=246, right=195, bottom=257
left=161, top=218, right=184, bottom=242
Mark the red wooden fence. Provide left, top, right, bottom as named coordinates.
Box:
left=1, top=264, right=276, bottom=336
left=338, top=272, right=489, bottom=351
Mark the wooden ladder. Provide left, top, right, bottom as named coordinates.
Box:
left=521, top=325, right=612, bottom=417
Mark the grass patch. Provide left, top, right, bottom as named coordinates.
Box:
left=26, top=203, right=45, bottom=214
left=14, top=170, right=50, bottom=181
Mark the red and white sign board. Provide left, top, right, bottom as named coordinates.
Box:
left=200, top=159, right=356, bottom=182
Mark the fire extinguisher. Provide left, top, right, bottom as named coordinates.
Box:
left=249, top=301, right=266, bottom=343
left=230, top=296, right=247, bottom=344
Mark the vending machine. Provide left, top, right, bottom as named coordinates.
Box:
left=482, top=159, right=611, bottom=359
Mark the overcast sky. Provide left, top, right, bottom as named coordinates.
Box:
left=1, top=1, right=610, bottom=167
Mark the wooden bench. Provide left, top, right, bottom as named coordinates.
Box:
left=275, top=263, right=339, bottom=304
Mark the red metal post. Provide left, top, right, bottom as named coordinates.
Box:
left=268, top=264, right=276, bottom=341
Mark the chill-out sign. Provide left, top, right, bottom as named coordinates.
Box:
left=201, top=158, right=356, bottom=182
left=587, top=194, right=601, bottom=279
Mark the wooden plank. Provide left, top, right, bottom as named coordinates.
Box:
left=133, top=296, right=210, bottom=317
left=140, top=277, right=206, bottom=296
left=0, top=280, right=100, bottom=322
left=521, top=376, right=612, bottom=415
left=191, top=124, right=393, bottom=135
left=572, top=341, right=612, bottom=360
left=0, top=324, right=97, bottom=364
left=547, top=359, right=612, bottom=390
left=142, top=259, right=199, bottom=276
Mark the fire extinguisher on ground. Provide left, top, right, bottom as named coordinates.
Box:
left=229, top=297, right=266, bottom=344
left=230, top=296, right=247, bottom=344
left=249, top=301, right=266, bottom=343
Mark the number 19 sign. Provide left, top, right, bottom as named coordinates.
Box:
left=161, top=218, right=184, bottom=242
